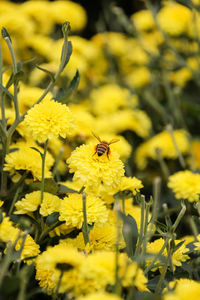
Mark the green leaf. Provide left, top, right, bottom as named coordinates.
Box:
left=30, top=147, right=43, bottom=159
left=58, top=184, right=78, bottom=194
left=62, top=41, right=72, bottom=69
left=54, top=70, right=80, bottom=104
left=172, top=240, right=184, bottom=253
left=121, top=213, right=139, bottom=259
left=46, top=212, right=60, bottom=226
left=9, top=147, right=19, bottom=153
left=36, top=65, right=55, bottom=82
left=30, top=178, right=59, bottom=195
left=0, top=210, right=3, bottom=224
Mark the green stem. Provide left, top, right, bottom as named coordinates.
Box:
left=53, top=270, right=64, bottom=300
left=38, top=221, right=65, bottom=243
left=114, top=196, right=121, bottom=296
left=144, top=237, right=169, bottom=275
left=82, top=193, right=90, bottom=246
left=41, top=139, right=49, bottom=203
left=52, top=147, right=64, bottom=178
left=134, top=195, right=145, bottom=257
left=4, top=36, right=19, bottom=120
left=171, top=202, right=186, bottom=233
left=155, top=148, right=170, bottom=179
left=8, top=184, right=23, bottom=216
left=166, top=124, right=186, bottom=169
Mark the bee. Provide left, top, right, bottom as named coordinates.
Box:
left=92, top=132, right=119, bottom=158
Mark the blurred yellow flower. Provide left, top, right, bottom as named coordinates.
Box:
left=164, top=278, right=200, bottom=300
left=168, top=170, right=200, bottom=202
left=194, top=234, right=200, bottom=250
left=135, top=130, right=190, bottom=169
left=62, top=222, right=125, bottom=252
left=146, top=238, right=189, bottom=271
left=77, top=292, right=122, bottom=300
left=24, top=99, right=75, bottom=143
left=0, top=214, right=40, bottom=263
left=157, top=2, right=192, bottom=36
left=35, top=244, right=84, bottom=295
left=118, top=176, right=143, bottom=195
left=4, top=141, right=54, bottom=181
left=131, top=9, right=155, bottom=32
left=67, top=144, right=124, bottom=195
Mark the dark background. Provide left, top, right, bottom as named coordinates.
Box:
left=11, top=0, right=147, bottom=38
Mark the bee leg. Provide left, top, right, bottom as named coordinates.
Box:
left=93, top=146, right=97, bottom=157
left=107, top=148, right=111, bottom=160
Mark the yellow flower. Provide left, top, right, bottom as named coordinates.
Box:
left=17, top=83, right=52, bottom=114
left=168, top=170, right=200, bottom=202
left=169, top=67, right=192, bottom=87
left=157, top=2, right=192, bottom=36
left=0, top=200, right=3, bottom=207
left=95, top=109, right=152, bottom=138
left=67, top=144, right=124, bottom=195
left=62, top=222, right=125, bottom=252
left=194, top=234, right=200, bottom=250
left=4, top=141, right=54, bottom=181
left=118, top=176, right=143, bottom=195
left=146, top=238, right=189, bottom=271
left=125, top=67, right=151, bottom=88
left=189, top=140, right=200, bottom=169
left=135, top=130, right=190, bottom=169
left=90, top=84, right=137, bottom=115
left=24, top=99, right=75, bottom=143
left=131, top=10, right=155, bottom=31
left=164, top=278, right=200, bottom=300
left=77, top=292, right=122, bottom=300
left=77, top=251, right=148, bottom=295
left=49, top=1, right=87, bottom=31
left=35, top=244, right=84, bottom=295
left=0, top=214, right=40, bottom=263
left=14, top=191, right=61, bottom=216
left=15, top=191, right=41, bottom=215
left=59, top=193, right=108, bottom=229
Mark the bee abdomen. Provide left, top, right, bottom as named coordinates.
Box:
left=97, top=144, right=107, bottom=156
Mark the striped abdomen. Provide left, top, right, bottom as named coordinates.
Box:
left=96, top=142, right=109, bottom=156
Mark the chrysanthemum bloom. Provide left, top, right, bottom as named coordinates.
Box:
left=67, top=144, right=125, bottom=195
left=131, top=10, right=155, bottom=32
left=90, top=84, right=138, bottom=115
left=77, top=292, right=122, bottom=300
left=77, top=251, right=148, bottom=295
left=4, top=141, right=54, bottom=181
left=14, top=191, right=61, bottom=216
left=189, top=140, right=200, bottom=169
left=194, top=234, right=200, bottom=250
left=35, top=244, right=84, bottom=295
left=118, top=176, right=143, bottom=195
left=0, top=214, right=40, bottom=263
left=95, top=109, right=152, bottom=138
left=135, top=130, right=190, bottom=170
left=157, top=2, right=192, bottom=36
left=164, top=278, right=200, bottom=300
left=59, top=193, right=108, bottom=229
left=24, top=99, right=75, bottom=143
left=146, top=238, right=189, bottom=271
left=62, top=222, right=125, bottom=252
left=168, top=170, right=200, bottom=202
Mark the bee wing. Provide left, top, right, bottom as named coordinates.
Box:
left=108, top=138, right=120, bottom=145
left=92, top=131, right=102, bottom=142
